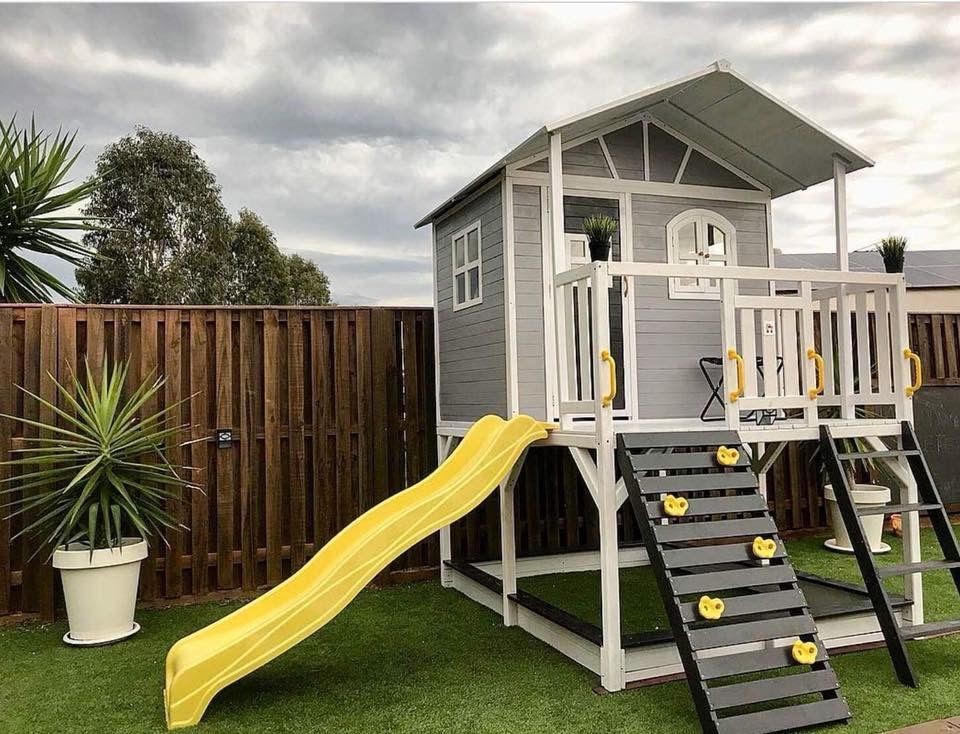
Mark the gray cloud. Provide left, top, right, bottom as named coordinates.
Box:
left=1, top=2, right=958, bottom=304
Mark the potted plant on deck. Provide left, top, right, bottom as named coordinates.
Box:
left=582, top=214, right=617, bottom=262
left=822, top=440, right=893, bottom=554
left=1, top=360, right=195, bottom=645
left=877, top=235, right=908, bottom=273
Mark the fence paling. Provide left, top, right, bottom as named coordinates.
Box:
left=0, top=306, right=437, bottom=619
left=0, top=306, right=953, bottom=618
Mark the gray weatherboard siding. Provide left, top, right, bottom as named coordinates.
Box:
left=434, top=183, right=507, bottom=422
left=631, top=194, right=769, bottom=419
left=513, top=184, right=547, bottom=419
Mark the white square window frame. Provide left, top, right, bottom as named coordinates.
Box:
left=665, top=209, right=738, bottom=301
left=452, top=219, right=483, bottom=311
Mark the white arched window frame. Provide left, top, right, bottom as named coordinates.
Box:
left=666, top=209, right=737, bottom=300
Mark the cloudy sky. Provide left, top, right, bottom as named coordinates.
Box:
left=2, top=3, right=958, bottom=304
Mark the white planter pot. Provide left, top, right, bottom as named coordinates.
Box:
left=52, top=537, right=148, bottom=646
left=824, top=483, right=892, bottom=554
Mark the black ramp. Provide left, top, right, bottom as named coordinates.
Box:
left=617, top=431, right=850, bottom=734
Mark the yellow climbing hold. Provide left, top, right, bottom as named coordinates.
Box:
left=662, top=494, right=689, bottom=517
left=698, top=596, right=725, bottom=620
left=752, top=536, right=777, bottom=559
left=791, top=639, right=818, bottom=665
left=716, top=446, right=740, bottom=466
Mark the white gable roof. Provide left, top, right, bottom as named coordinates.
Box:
left=415, top=60, right=873, bottom=228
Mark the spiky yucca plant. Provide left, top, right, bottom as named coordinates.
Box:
left=877, top=235, right=907, bottom=274
left=0, top=117, right=102, bottom=302
left=582, top=214, right=617, bottom=245
left=0, top=360, right=196, bottom=560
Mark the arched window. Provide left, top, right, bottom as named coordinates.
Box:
left=666, top=209, right=737, bottom=300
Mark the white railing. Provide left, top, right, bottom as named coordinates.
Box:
left=553, top=261, right=915, bottom=431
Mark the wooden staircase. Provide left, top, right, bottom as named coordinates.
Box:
left=617, top=430, right=851, bottom=734
left=820, top=421, right=960, bottom=687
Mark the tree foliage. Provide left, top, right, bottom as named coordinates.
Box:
left=76, top=127, right=332, bottom=305
left=0, top=117, right=102, bottom=302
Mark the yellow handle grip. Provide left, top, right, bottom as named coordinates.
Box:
left=904, top=348, right=922, bottom=397
left=601, top=349, right=617, bottom=408
left=807, top=348, right=825, bottom=400
left=727, top=348, right=745, bottom=403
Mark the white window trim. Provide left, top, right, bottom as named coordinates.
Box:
left=666, top=208, right=738, bottom=301
left=452, top=219, right=483, bottom=311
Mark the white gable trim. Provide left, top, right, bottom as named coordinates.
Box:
left=506, top=113, right=769, bottom=195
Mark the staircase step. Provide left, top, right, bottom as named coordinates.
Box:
left=663, top=540, right=784, bottom=570
left=707, top=669, right=839, bottom=710
left=630, top=451, right=750, bottom=473
left=900, top=619, right=960, bottom=640
left=646, top=493, right=767, bottom=520
left=654, top=517, right=777, bottom=544
left=714, top=698, right=850, bottom=734
left=620, top=430, right=742, bottom=450
left=857, top=502, right=941, bottom=517
left=837, top=449, right=920, bottom=461
left=671, top=565, right=796, bottom=596
left=637, top=471, right=757, bottom=495
left=679, top=589, right=806, bottom=624
left=697, top=642, right=828, bottom=680
left=878, top=559, right=960, bottom=578
left=688, top=615, right=817, bottom=651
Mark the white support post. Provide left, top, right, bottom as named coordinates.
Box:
left=890, top=278, right=914, bottom=423
left=897, top=452, right=924, bottom=625
left=549, top=132, right=569, bottom=426
left=438, top=435, right=456, bottom=587
left=833, top=156, right=850, bottom=273
left=590, top=261, right=624, bottom=691
left=720, top=279, right=740, bottom=430
left=799, top=281, right=818, bottom=428
left=833, top=155, right=856, bottom=419
left=500, top=449, right=528, bottom=626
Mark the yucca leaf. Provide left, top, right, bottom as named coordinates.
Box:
left=0, top=358, right=196, bottom=558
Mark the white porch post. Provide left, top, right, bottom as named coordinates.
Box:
left=438, top=435, right=455, bottom=587
left=548, top=132, right=570, bottom=426
left=591, top=261, right=624, bottom=691
left=833, top=155, right=856, bottom=418
left=499, top=449, right=528, bottom=626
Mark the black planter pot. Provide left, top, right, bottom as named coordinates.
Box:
left=588, top=239, right=611, bottom=262
left=883, top=259, right=904, bottom=274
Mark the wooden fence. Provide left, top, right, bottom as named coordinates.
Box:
left=1, top=307, right=956, bottom=619
left=0, top=305, right=437, bottom=619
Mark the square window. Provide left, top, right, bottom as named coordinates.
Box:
left=452, top=221, right=482, bottom=309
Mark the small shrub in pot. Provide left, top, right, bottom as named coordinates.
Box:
left=582, top=214, right=617, bottom=262
left=877, top=235, right=907, bottom=273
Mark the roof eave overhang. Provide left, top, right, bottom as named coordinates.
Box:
left=415, top=61, right=875, bottom=227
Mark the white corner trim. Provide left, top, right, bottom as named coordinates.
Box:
left=503, top=178, right=520, bottom=416
left=642, top=120, right=651, bottom=181
left=540, top=184, right=559, bottom=422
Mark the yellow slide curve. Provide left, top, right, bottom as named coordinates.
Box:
left=163, top=415, right=548, bottom=729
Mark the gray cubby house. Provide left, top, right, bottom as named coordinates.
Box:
left=413, top=61, right=956, bottom=730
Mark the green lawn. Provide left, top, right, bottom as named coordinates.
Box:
left=2, top=527, right=960, bottom=734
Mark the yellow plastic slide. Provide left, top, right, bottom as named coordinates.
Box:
left=163, top=414, right=547, bottom=729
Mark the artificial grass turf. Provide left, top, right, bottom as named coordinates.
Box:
left=2, top=527, right=959, bottom=734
